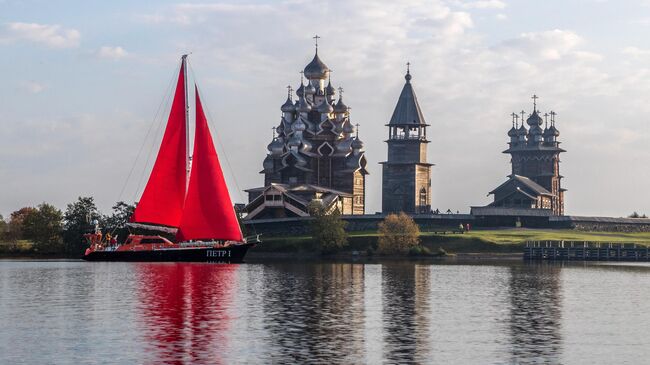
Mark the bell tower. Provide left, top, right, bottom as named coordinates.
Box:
left=381, top=64, right=433, bottom=213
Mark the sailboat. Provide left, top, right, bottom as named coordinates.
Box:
left=83, top=55, right=258, bottom=263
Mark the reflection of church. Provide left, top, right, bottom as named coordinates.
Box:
left=245, top=42, right=368, bottom=219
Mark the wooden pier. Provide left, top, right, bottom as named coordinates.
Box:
left=524, top=241, right=650, bottom=261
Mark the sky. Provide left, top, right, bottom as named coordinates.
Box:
left=1, top=0, right=650, bottom=218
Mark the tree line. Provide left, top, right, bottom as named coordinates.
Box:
left=0, top=197, right=134, bottom=255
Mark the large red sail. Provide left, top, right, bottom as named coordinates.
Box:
left=131, top=63, right=187, bottom=227
left=176, top=87, right=243, bottom=242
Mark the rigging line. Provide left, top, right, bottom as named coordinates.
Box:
left=187, top=62, right=245, bottom=203
left=117, top=60, right=179, bottom=204
left=188, top=62, right=258, bottom=238
left=132, top=60, right=181, bottom=202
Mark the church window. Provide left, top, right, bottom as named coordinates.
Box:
left=419, top=187, right=427, bottom=212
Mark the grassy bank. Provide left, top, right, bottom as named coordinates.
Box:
left=256, top=228, right=650, bottom=255
left=4, top=228, right=650, bottom=258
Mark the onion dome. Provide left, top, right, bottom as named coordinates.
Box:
left=548, top=124, right=559, bottom=137
left=508, top=126, right=518, bottom=137
left=296, top=82, right=305, bottom=97
left=268, top=137, right=284, bottom=157
left=281, top=96, right=295, bottom=112
left=326, top=80, right=336, bottom=96
left=334, top=97, right=348, bottom=113
left=287, top=134, right=302, bottom=148
left=336, top=137, right=353, bottom=155
left=305, top=82, right=316, bottom=95
left=342, top=120, right=355, bottom=134
left=263, top=155, right=274, bottom=170
left=304, top=51, right=329, bottom=80
left=517, top=123, right=527, bottom=135
left=351, top=137, right=364, bottom=150
left=317, top=99, right=334, bottom=114
left=297, top=96, right=311, bottom=113
left=293, top=117, right=306, bottom=132
left=526, top=110, right=543, bottom=126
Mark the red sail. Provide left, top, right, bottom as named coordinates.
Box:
left=131, top=63, right=187, bottom=227
left=176, top=87, right=243, bottom=242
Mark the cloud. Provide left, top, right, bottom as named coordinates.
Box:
left=495, top=29, right=583, bottom=60
left=140, top=2, right=275, bottom=25
left=622, top=46, right=650, bottom=57
left=0, top=22, right=80, bottom=48
left=20, top=81, right=46, bottom=94
left=96, top=46, right=129, bottom=60
left=462, top=0, right=507, bottom=9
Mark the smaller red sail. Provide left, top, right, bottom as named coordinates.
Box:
left=176, top=87, right=243, bottom=242
left=131, top=62, right=187, bottom=227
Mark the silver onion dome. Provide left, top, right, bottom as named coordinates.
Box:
left=517, top=124, right=527, bottom=135
left=287, top=134, right=302, bottom=148
left=317, top=99, right=334, bottom=114
left=281, top=96, right=295, bottom=112
left=293, top=117, right=306, bottom=132
left=508, top=126, right=518, bottom=137
left=305, top=82, right=316, bottom=95
left=351, top=137, right=364, bottom=150
left=326, top=80, right=336, bottom=95
left=342, top=120, right=355, bottom=134
left=296, top=82, right=305, bottom=97
left=526, top=110, right=543, bottom=126
left=304, top=51, right=329, bottom=80
left=334, top=97, right=348, bottom=113
left=268, top=137, right=285, bottom=157
left=297, top=96, right=311, bottom=113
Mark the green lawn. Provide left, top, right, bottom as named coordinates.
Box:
left=257, top=228, right=650, bottom=254
left=458, top=229, right=650, bottom=245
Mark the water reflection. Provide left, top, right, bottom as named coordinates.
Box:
left=3, top=261, right=650, bottom=364
left=259, top=263, right=366, bottom=363
left=508, top=263, right=563, bottom=364
left=136, top=263, right=237, bottom=364
left=381, top=263, right=432, bottom=363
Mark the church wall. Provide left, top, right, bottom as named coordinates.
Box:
left=382, top=164, right=416, bottom=213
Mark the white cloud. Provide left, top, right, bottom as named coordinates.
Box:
left=20, top=81, right=46, bottom=94
left=462, top=0, right=506, bottom=9
left=622, top=46, right=650, bottom=57
left=0, top=22, right=80, bottom=48
left=495, top=29, right=583, bottom=60
left=496, top=13, right=507, bottom=20
left=140, top=3, right=275, bottom=25
left=97, top=46, right=129, bottom=60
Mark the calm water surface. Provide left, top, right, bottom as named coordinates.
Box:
left=1, top=259, right=649, bottom=364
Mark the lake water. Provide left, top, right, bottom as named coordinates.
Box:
left=1, top=259, right=649, bottom=364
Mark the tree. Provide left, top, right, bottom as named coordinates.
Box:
left=102, top=201, right=135, bottom=243
left=377, top=212, right=420, bottom=255
left=629, top=212, right=648, bottom=218
left=22, top=203, right=64, bottom=253
left=63, top=197, right=100, bottom=254
left=0, top=214, right=7, bottom=241
left=7, top=207, right=37, bottom=241
left=308, top=200, right=348, bottom=254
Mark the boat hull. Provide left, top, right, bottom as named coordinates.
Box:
left=82, top=243, right=254, bottom=263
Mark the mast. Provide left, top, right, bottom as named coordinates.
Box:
left=182, top=54, right=190, bottom=188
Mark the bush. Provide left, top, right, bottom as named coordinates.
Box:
left=308, top=200, right=348, bottom=254
left=378, top=212, right=420, bottom=255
